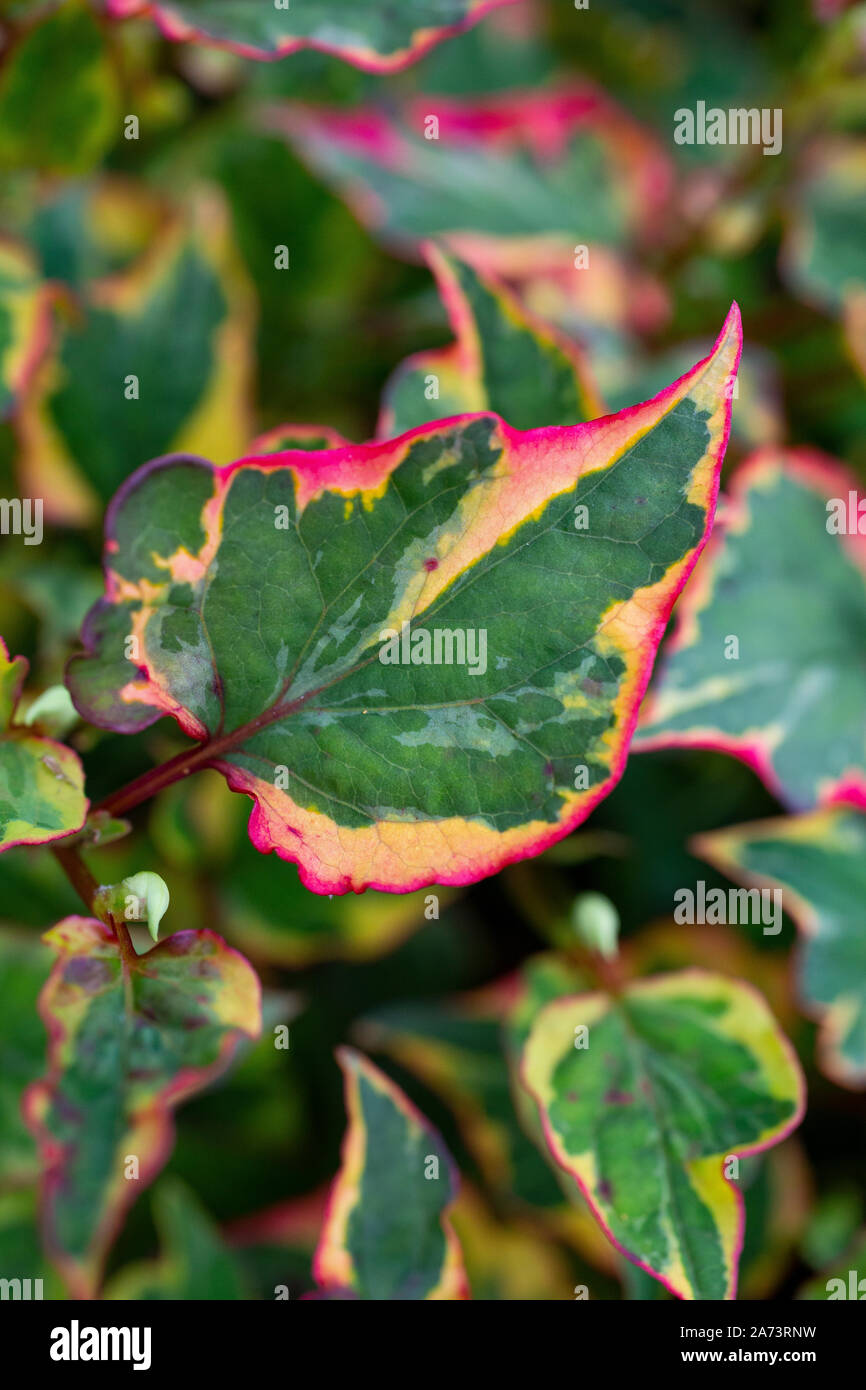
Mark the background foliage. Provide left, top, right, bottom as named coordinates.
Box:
left=0, top=0, right=864, bottom=1301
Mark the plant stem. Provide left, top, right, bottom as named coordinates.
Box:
left=94, top=740, right=216, bottom=818
left=52, top=842, right=100, bottom=912
left=51, top=842, right=138, bottom=963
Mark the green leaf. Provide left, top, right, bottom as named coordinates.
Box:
left=0, top=931, right=52, bottom=1186
left=68, top=308, right=740, bottom=893
left=522, top=969, right=805, bottom=1300
left=638, top=448, right=866, bottom=811
left=378, top=244, right=602, bottom=437
left=19, top=189, right=254, bottom=522
left=23, top=916, right=260, bottom=1296
left=695, top=808, right=866, bottom=1088
left=0, top=639, right=88, bottom=850
left=0, top=2, right=120, bottom=174
left=312, top=1048, right=468, bottom=1299
left=277, top=86, right=672, bottom=255
left=107, top=0, right=520, bottom=71
left=105, top=1180, right=247, bottom=1300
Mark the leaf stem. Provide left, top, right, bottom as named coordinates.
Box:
left=51, top=841, right=138, bottom=964
left=52, top=842, right=100, bottom=912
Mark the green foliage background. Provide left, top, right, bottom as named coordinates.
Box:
left=0, top=0, right=864, bottom=1301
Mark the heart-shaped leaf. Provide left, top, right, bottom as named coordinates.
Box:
left=312, top=1047, right=468, bottom=1300
left=695, top=808, right=866, bottom=1089
left=23, top=916, right=260, bottom=1296
left=378, top=244, right=602, bottom=438
left=107, top=0, right=520, bottom=71
left=522, top=969, right=805, bottom=1300
left=18, top=189, right=254, bottom=525
left=275, top=87, right=672, bottom=258
left=0, top=638, right=87, bottom=850
left=637, top=449, right=866, bottom=811
left=68, top=307, right=740, bottom=893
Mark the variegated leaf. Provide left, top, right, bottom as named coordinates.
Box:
left=18, top=189, right=254, bottom=526
left=0, top=638, right=87, bottom=850
left=695, top=808, right=866, bottom=1089
left=275, top=87, right=672, bottom=258
left=378, top=244, right=602, bottom=438
left=0, top=242, right=52, bottom=419
left=637, top=449, right=866, bottom=811
left=0, top=2, right=119, bottom=174
left=522, top=970, right=805, bottom=1300
left=68, top=308, right=740, bottom=893
left=107, top=0, right=520, bottom=71
left=313, top=1048, right=468, bottom=1300
left=23, top=916, right=260, bottom=1296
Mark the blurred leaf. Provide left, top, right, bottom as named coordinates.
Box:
left=638, top=449, right=866, bottom=812
left=378, top=243, right=602, bottom=437
left=523, top=969, right=805, bottom=1299
left=0, top=2, right=119, bottom=175
left=0, top=637, right=87, bottom=850
left=108, top=0, right=522, bottom=71
left=696, top=808, right=866, bottom=1088
left=0, top=240, right=52, bottom=418
left=797, top=1228, right=866, bottom=1299
left=784, top=139, right=866, bottom=315
left=105, top=1179, right=247, bottom=1299
left=0, top=930, right=51, bottom=1187
left=19, top=187, right=255, bottom=523
left=312, top=1047, right=468, bottom=1299
left=24, top=915, right=260, bottom=1295
left=274, top=85, right=672, bottom=256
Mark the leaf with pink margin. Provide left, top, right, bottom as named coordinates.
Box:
left=272, top=86, right=673, bottom=259
left=695, top=807, right=866, bottom=1090
left=377, top=243, right=603, bottom=438
left=313, top=1047, right=468, bottom=1300
left=23, top=916, right=260, bottom=1296
left=0, top=638, right=87, bottom=851
left=522, top=969, right=805, bottom=1300
left=637, top=448, right=866, bottom=812
left=67, top=307, right=740, bottom=894
left=107, top=0, right=521, bottom=71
